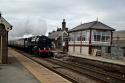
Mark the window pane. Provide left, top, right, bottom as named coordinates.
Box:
left=96, top=31, right=101, bottom=35
left=81, top=31, right=86, bottom=41
left=77, top=31, right=81, bottom=41
left=94, top=35, right=97, bottom=41
left=107, top=31, right=111, bottom=36
left=102, top=32, right=105, bottom=36
left=106, top=36, right=110, bottom=42
left=102, top=36, right=105, bottom=42
left=74, top=32, right=77, bottom=41
left=69, top=33, right=73, bottom=41
left=97, top=35, right=101, bottom=41
left=101, top=32, right=105, bottom=42
left=93, top=31, right=101, bottom=41
left=93, top=30, right=111, bottom=42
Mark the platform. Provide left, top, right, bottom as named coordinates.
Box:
left=69, top=53, right=125, bottom=66
left=7, top=48, right=71, bottom=83
left=0, top=50, right=40, bottom=83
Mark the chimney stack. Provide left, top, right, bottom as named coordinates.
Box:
left=62, top=19, right=66, bottom=31
left=0, top=12, right=1, bottom=17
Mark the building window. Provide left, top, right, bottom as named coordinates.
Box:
left=105, top=31, right=111, bottom=42
left=69, top=33, right=72, bottom=41
left=81, top=31, right=86, bottom=41
left=86, top=30, right=90, bottom=41
left=74, top=32, right=77, bottom=41
left=101, top=32, right=106, bottom=42
left=93, top=30, right=111, bottom=42
left=69, top=33, right=74, bottom=41
left=93, top=31, right=101, bottom=41
left=77, top=31, right=81, bottom=41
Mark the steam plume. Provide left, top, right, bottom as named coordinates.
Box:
left=9, top=17, right=47, bottom=40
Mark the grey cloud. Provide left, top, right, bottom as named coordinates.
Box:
left=0, top=0, right=125, bottom=40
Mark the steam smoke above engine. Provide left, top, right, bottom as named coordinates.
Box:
left=8, top=17, right=47, bottom=40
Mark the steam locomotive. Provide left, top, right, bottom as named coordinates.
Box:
left=9, top=35, right=53, bottom=57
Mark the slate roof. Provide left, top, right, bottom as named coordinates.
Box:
left=0, top=16, right=12, bottom=30
left=68, top=21, right=115, bottom=32
left=48, top=31, right=63, bottom=39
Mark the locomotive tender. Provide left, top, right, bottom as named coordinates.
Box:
left=9, top=35, right=53, bottom=57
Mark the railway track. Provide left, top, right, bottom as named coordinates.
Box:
left=48, top=58, right=125, bottom=83
left=68, top=56, right=125, bottom=74
left=15, top=49, right=125, bottom=83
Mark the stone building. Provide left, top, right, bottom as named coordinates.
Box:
left=68, top=21, right=115, bottom=57
left=112, top=30, right=125, bottom=59
left=0, top=13, right=12, bottom=64
left=48, top=19, right=68, bottom=51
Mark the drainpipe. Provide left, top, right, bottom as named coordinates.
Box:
left=89, top=29, right=92, bottom=54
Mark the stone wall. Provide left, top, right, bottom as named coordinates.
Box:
left=0, top=24, right=8, bottom=64
left=111, top=46, right=124, bottom=59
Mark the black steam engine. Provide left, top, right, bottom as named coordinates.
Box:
left=9, top=35, right=53, bottom=57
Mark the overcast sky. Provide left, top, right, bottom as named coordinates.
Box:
left=0, top=0, right=125, bottom=39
